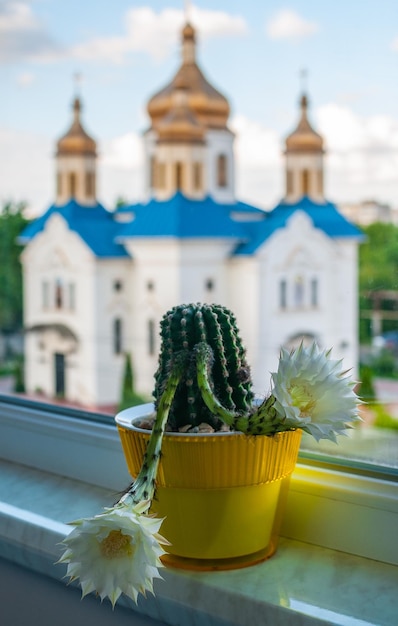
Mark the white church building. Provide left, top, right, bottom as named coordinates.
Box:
left=19, top=22, right=363, bottom=409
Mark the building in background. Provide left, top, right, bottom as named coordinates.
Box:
left=337, top=200, right=398, bottom=226
left=19, top=22, right=362, bottom=409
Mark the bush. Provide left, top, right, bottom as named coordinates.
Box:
left=358, top=365, right=376, bottom=401
left=372, top=403, right=398, bottom=431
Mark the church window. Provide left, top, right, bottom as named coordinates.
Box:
left=294, top=276, right=304, bottom=307
left=205, top=278, right=214, bottom=292
left=175, top=162, right=183, bottom=190
left=158, top=163, right=166, bottom=189
left=113, top=280, right=123, bottom=292
left=69, top=172, right=77, bottom=198
left=311, top=278, right=318, bottom=307
left=85, top=172, right=94, bottom=196
left=280, top=279, right=287, bottom=309
left=42, top=281, right=50, bottom=309
left=55, top=279, right=63, bottom=309
left=113, top=318, right=123, bottom=355
left=301, top=169, right=310, bottom=196
left=193, top=162, right=202, bottom=191
left=286, top=170, right=293, bottom=195
left=69, top=283, right=75, bottom=310
left=217, top=154, right=227, bottom=187
left=148, top=319, right=156, bottom=356
left=150, top=157, right=157, bottom=189
left=317, top=170, right=323, bottom=194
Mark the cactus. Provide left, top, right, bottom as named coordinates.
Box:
left=153, top=303, right=254, bottom=431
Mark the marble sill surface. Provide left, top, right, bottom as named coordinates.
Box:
left=0, top=458, right=397, bottom=626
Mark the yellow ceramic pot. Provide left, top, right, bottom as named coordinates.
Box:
left=115, top=404, right=302, bottom=570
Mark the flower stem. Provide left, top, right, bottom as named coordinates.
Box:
left=122, top=352, right=187, bottom=507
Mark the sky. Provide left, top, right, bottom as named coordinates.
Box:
left=1, top=0, right=398, bottom=216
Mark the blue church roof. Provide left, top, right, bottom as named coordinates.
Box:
left=115, top=192, right=257, bottom=240
left=234, top=196, right=364, bottom=255
left=20, top=194, right=363, bottom=260
left=19, top=199, right=130, bottom=258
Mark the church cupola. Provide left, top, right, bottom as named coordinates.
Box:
left=144, top=21, right=235, bottom=203
left=55, top=97, right=97, bottom=206
left=284, top=92, right=325, bottom=203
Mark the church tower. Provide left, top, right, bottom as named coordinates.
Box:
left=144, top=22, right=235, bottom=202
left=284, top=92, right=324, bottom=203
left=55, top=97, right=97, bottom=206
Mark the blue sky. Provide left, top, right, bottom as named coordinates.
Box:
left=2, top=0, right=398, bottom=215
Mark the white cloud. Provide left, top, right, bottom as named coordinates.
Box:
left=71, top=5, right=248, bottom=64
left=391, top=36, right=398, bottom=51
left=101, top=132, right=144, bottom=170
left=316, top=103, right=398, bottom=203
left=16, top=71, right=35, bottom=87
left=231, top=114, right=283, bottom=209
left=231, top=114, right=281, bottom=169
left=0, top=127, right=53, bottom=215
left=266, top=9, right=319, bottom=41
left=0, top=1, right=61, bottom=63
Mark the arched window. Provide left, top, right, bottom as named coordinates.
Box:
left=150, top=156, right=156, bottom=189
left=42, top=281, right=49, bottom=309
left=85, top=172, right=94, bottom=196
left=113, top=318, right=122, bottom=355
left=158, top=163, right=166, bottom=189
left=217, top=154, right=227, bottom=187
left=294, top=276, right=304, bottom=307
left=317, top=170, right=323, bottom=195
left=286, top=170, right=293, bottom=195
left=193, top=162, right=202, bottom=191
left=205, top=278, right=214, bottom=292
left=69, top=172, right=77, bottom=197
left=55, top=279, right=63, bottom=309
left=311, top=278, right=318, bottom=307
left=301, top=169, right=309, bottom=196
left=280, top=279, right=287, bottom=309
left=148, top=319, right=156, bottom=356
left=175, top=162, right=183, bottom=190
left=69, top=283, right=75, bottom=311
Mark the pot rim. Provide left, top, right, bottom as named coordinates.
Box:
left=115, top=403, right=246, bottom=438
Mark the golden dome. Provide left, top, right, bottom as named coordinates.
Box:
left=57, top=98, right=97, bottom=156
left=285, top=94, right=324, bottom=153
left=147, top=22, right=230, bottom=130
left=157, top=84, right=205, bottom=144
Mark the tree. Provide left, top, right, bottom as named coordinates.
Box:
left=0, top=201, right=29, bottom=332
left=359, top=222, right=398, bottom=342
left=118, top=352, right=148, bottom=411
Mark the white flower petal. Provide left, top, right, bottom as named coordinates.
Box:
left=59, top=504, right=168, bottom=607
left=271, top=343, right=360, bottom=442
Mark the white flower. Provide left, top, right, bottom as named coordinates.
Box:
left=58, top=501, right=168, bottom=607
left=271, top=343, right=360, bottom=442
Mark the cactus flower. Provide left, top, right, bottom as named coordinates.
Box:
left=271, top=343, right=360, bottom=442
left=59, top=501, right=168, bottom=607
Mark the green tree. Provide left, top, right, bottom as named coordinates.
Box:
left=0, top=201, right=29, bottom=332
left=359, top=222, right=398, bottom=342
left=118, top=352, right=148, bottom=411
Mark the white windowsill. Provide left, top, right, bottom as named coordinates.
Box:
left=1, top=396, right=398, bottom=624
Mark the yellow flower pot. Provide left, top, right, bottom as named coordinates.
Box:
left=115, top=404, right=302, bottom=570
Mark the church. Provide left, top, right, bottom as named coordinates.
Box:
left=19, top=22, right=362, bottom=409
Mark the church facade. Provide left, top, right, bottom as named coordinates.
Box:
left=20, top=23, right=362, bottom=409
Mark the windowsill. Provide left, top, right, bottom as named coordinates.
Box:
left=0, top=457, right=397, bottom=626
left=1, top=395, right=397, bottom=624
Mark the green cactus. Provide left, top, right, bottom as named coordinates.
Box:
left=153, top=303, right=254, bottom=431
